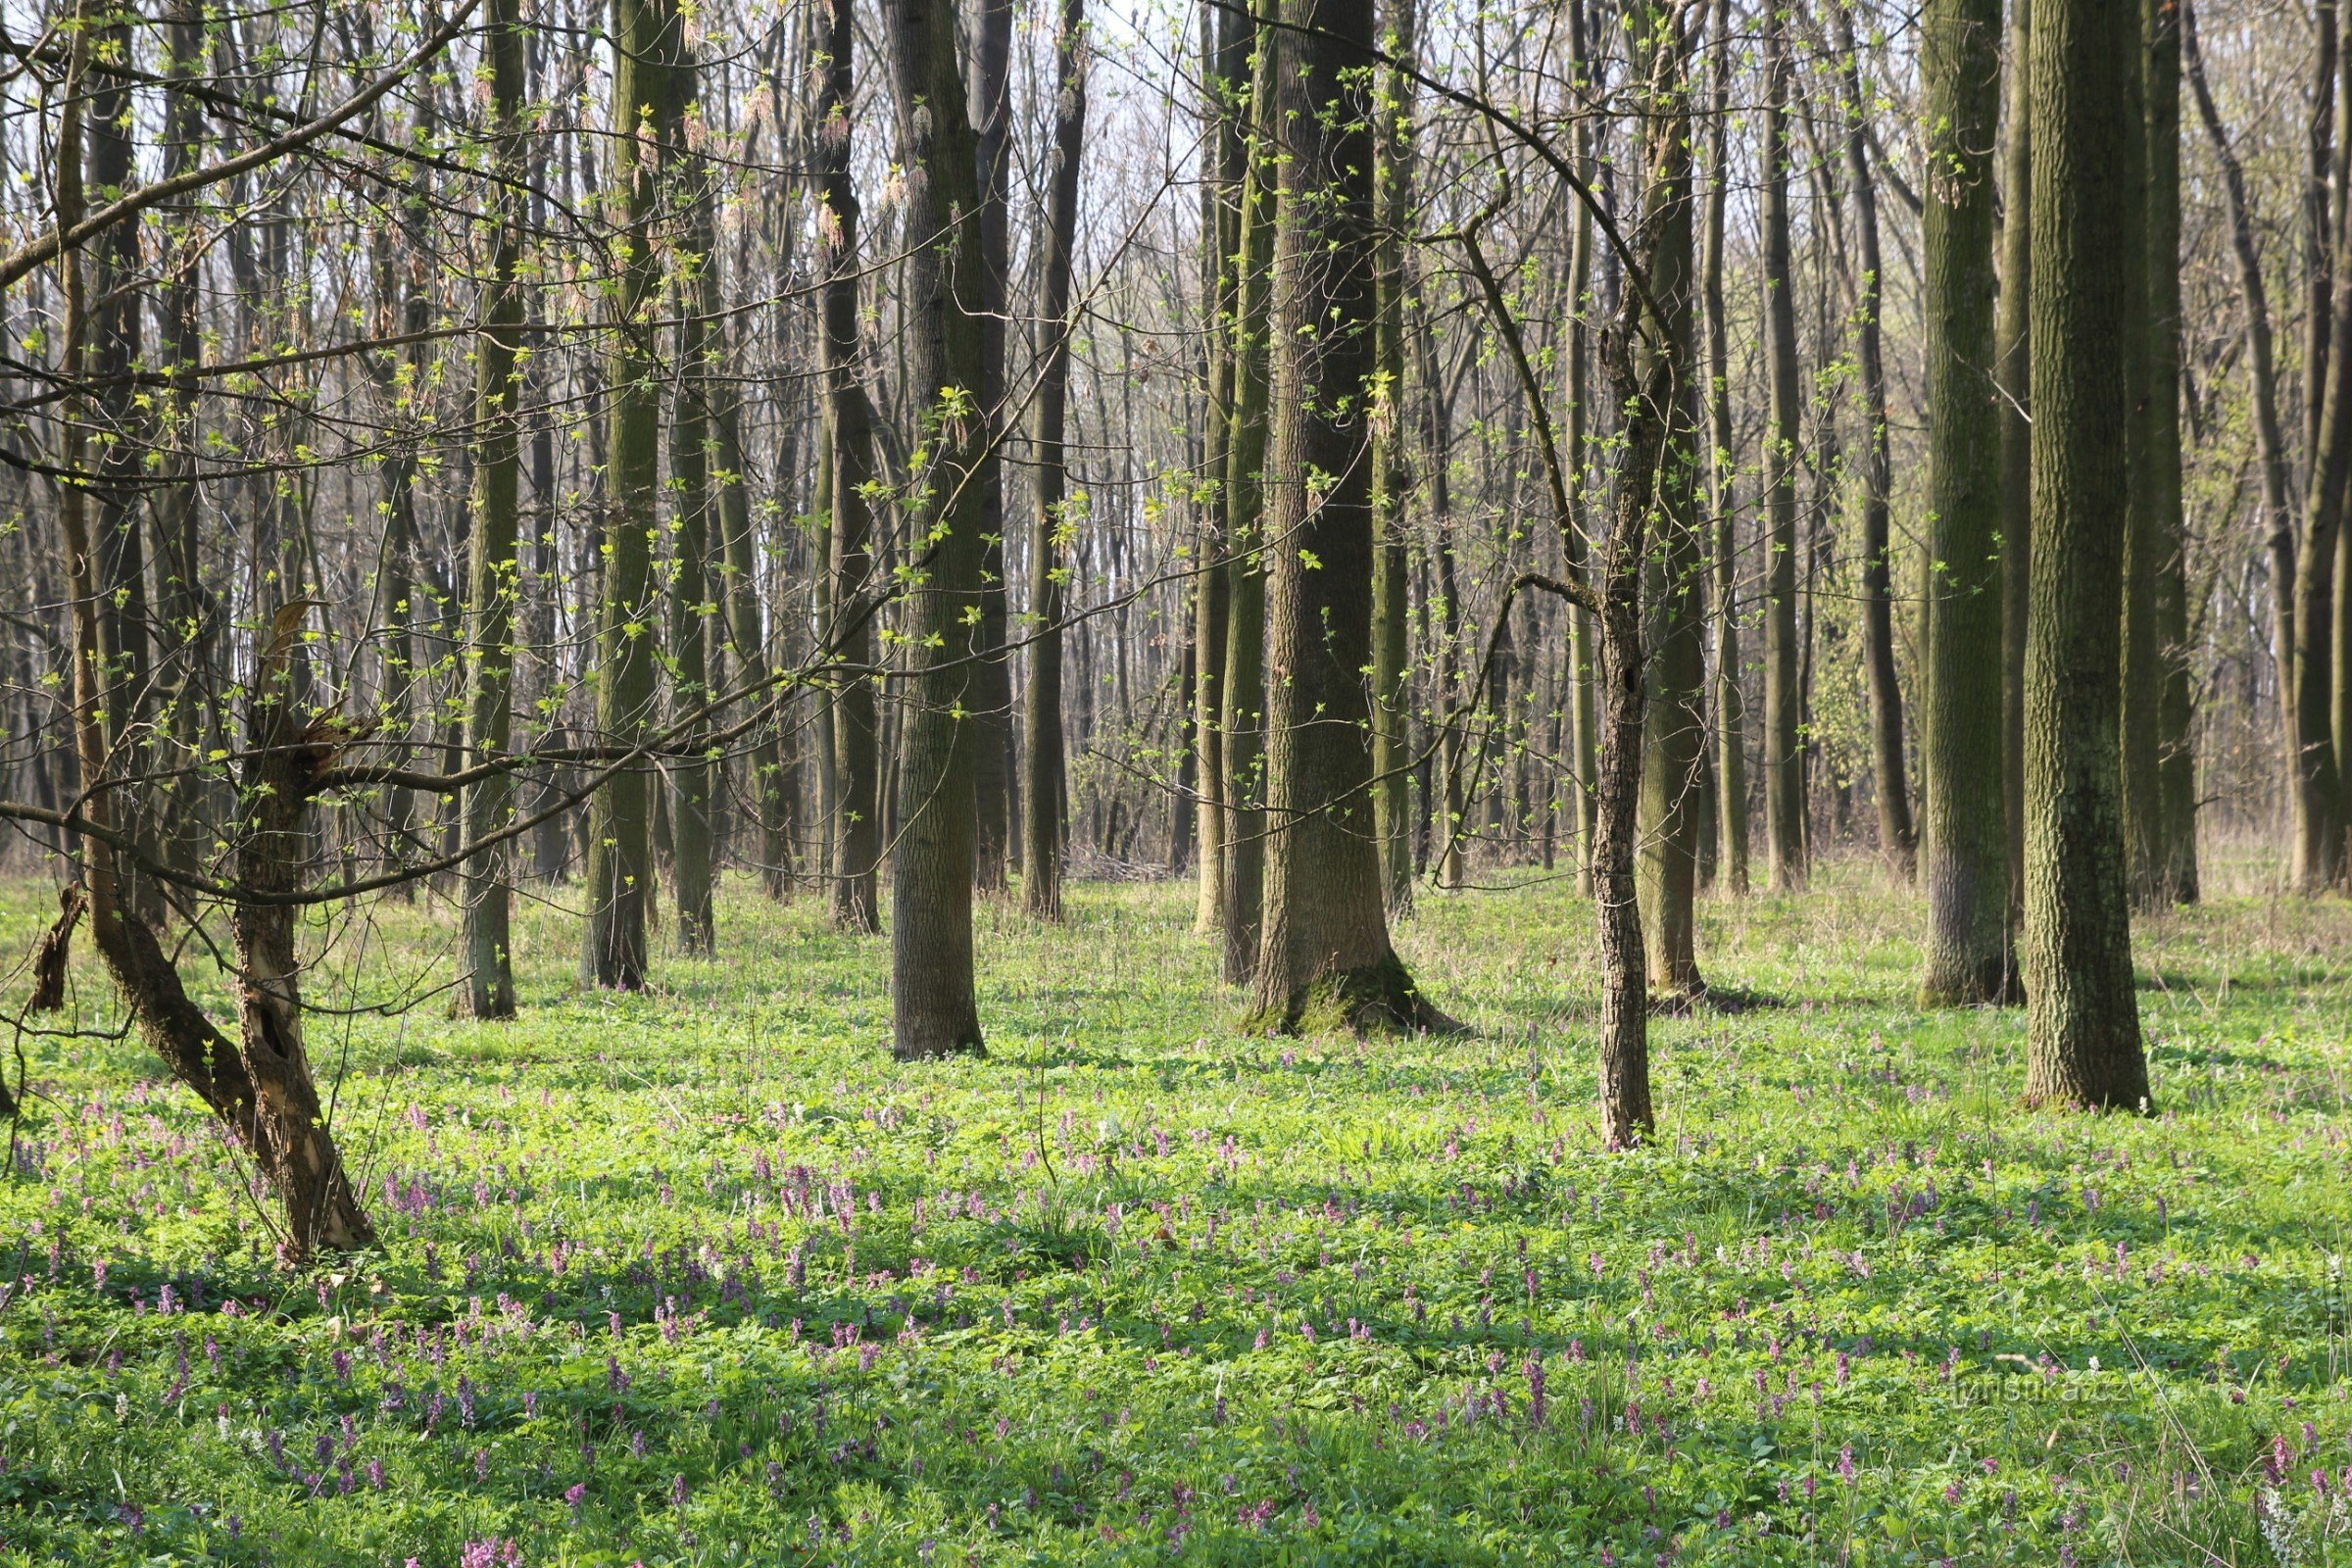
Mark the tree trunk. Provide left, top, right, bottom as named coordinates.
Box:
left=816, top=0, right=882, bottom=935
left=580, top=0, right=679, bottom=989
left=1835, top=4, right=1915, bottom=882
left=2143, top=0, right=2198, bottom=904
left=1370, top=0, right=1420, bottom=917
left=1248, top=0, right=1446, bottom=1034
left=1701, top=0, right=1745, bottom=898
left=884, top=0, right=989, bottom=1055
left=2023, top=0, right=2153, bottom=1109
left=2183, top=3, right=2294, bottom=890
left=1220, top=15, right=1275, bottom=987
left=667, top=48, right=717, bottom=956
left=1761, top=0, right=1806, bottom=892
left=1023, top=0, right=1087, bottom=920
left=2293, top=30, right=2352, bottom=894
left=1998, top=0, right=2034, bottom=921
left=458, top=0, right=528, bottom=1017
left=968, top=0, right=1015, bottom=894
left=1594, top=0, right=1696, bottom=1147
left=1917, top=0, right=2018, bottom=1005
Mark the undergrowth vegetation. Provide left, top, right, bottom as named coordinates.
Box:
left=2, top=866, right=2348, bottom=1565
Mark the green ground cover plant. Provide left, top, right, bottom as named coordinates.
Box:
left=1, top=868, right=2347, bottom=1565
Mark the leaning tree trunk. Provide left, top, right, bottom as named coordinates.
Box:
left=1022, top=0, right=1087, bottom=920
left=457, top=0, right=528, bottom=1018
left=1247, top=0, right=1447, bottom=1034
left=1760, top=0, right=1806, bottom=893
left=883, top=0, right=989, bottom=1056
left=50, top=57, right=372, bottom=1259
left=1917, top=0, right=2018, bottom=1005
left=2022, top=0, right=2154, bottom=1109
left=580, top=0, right=680, bottom=989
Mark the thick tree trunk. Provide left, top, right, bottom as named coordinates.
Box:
left=457, top=0, right=528, bottom=1017
left=1760, top=3, right=1806, bottom=892
left=1022, top=0, right=1087, bottom=920
left=580, top=0, right=679, bottom=990
left=884, top=0, right=989, bottom=1055
left=1918, top=0, right=2018, bottom=1005
left=1248, top=0, right=1446, bottom=1034
left=2023, top=0, right=2153, bottom=1109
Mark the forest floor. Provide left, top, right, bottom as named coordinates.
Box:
left=1, top=861, right=2349, bottom=1565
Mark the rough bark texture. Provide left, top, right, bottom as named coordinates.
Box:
left=1022, top=0, right=1087, bottom=921
left=1917, top=0, right=2018, bottom=1006
left=884, top=0, right=989, bottom=1056
left=2023, top=0, right=2153, bottom=1110
left=1248, top=0, right=1446, bottom=1034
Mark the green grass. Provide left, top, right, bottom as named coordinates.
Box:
left=2, top=865, right=2350, bottom=1565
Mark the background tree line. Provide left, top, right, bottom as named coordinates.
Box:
left=0, top=0, right=2335, bottom=1252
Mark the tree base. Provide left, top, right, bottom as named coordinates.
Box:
left=1250, top=953, right=1463, bottom=1037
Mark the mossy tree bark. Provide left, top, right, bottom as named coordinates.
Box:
left=1248, top=0, right=1446, bottom=1034
left=2022, top=0, right=2154, bottom=1109
left=1917, top=0, right=2018, bottom=1006
left=883, top=0, right=989, bottom=1056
